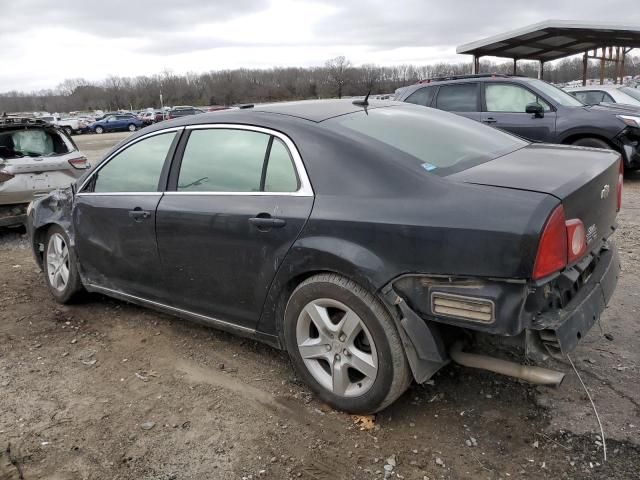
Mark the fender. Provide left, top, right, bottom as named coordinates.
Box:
left=256, top=236, right=393, bottom=339
left=28, top=187, right=76, bottom=269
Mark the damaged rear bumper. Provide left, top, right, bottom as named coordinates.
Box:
left=384, top=242, right=620, bottom=381
left=529, top=243, right=620, bottom=354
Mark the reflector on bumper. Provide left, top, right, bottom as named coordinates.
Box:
left=431, top=292, right=495, bottom=323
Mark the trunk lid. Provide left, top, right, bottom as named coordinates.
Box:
left=449, top=143, right=620, bottom=254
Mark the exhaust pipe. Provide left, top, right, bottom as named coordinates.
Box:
left=450, top=341, right=565, bottom=386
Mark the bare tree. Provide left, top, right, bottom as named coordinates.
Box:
left=325, top=56, right=352, bottom=99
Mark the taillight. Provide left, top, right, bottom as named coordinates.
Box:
left=68, top=156, right=89, bottom=169
left=533, top=205, right=567, bottom=280
left=565, top=219, right=586, bottom=263
left=533, top=205, right=592, bottom=280
left=0, top=171, right=15, bottom=182
left=616, top=159, right=623, bottom=212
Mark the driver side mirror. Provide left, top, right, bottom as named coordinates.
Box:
left=525, top=102, right=544, bottom=118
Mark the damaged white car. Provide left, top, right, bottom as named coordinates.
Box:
left=0, top=117, right=90, bottom=228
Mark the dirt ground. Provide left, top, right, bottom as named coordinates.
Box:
left=1, top=132, right=639, bottom=480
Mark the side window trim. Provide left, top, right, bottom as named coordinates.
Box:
left=481, top=81, right=556, bottom=113
left=76, top=127, right=184, bottom=195
left=165, top=124, right=313, bottom=197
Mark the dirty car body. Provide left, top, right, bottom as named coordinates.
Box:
left=0, top=117, right=89, bottom=227
left=28, top=100, right=621, bottom=412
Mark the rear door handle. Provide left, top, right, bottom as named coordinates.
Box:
left=249, top=215, right=286, bottom=230
left=128, top=208, right=151, bottom=221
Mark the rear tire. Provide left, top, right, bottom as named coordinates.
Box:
left=571, top=137, right=610, bottom=149
left=64, top=126, right=73, bottom=136
left=283, top=273, right=411, bottom=413
left=128, top=124, right=136, bottom=132
left=43, top=226, right=83, bottom=303
left=94, top=126, right=104, bottom=134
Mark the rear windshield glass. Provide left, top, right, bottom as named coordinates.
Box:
left=0, top=128, right=71, bottom=159
left=324, top=105, right=527, bottom=174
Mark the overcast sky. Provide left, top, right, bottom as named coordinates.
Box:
left=2, top=0, right=639, bottom=92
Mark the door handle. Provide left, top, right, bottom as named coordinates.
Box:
left=128, top=208, right=151, bottom=221
left=483, top=117, right=497, bottom=124
left=249, top=214, right=286, bottom=230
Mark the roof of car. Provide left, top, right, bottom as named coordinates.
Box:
left=251, top=99, right=396, bottom=122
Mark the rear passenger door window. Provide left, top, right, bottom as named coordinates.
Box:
left=405, top=87, right=436, bottom=107
left=435, top=83, right=479, bottom=112
left=176, top=128, right=299, bottom=193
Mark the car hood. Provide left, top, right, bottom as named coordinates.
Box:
left=587, top=102, right=640, bottom=115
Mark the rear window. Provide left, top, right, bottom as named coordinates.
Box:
left=0, top=128, right=72, bottom=159
left=325, top=105, right=527, bottom=174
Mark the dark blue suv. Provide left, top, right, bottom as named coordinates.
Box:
left=395, top=74, right=640, bottom=170
left=88, top=114, right=144, bottom=134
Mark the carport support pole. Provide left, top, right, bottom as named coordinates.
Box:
left=538, top=61, right=544, bottom=80
left=512, top=58, right=517, bottom=75
left=599, top=48, right=606, bottom=85
left=472, top=55, right=480, bottom=74
left=582, top=52, right=588, bottom=86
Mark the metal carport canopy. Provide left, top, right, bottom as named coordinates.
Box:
left=457, top=20, right=640, bottom=62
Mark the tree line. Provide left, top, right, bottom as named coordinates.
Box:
left=1, top=54, right=638, bottom=114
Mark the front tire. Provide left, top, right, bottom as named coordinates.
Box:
left=571, top=137, right=610, bottom=149
left=43, top=226, right=83, bottom=303
left=283, top=273, right=411, bottom=413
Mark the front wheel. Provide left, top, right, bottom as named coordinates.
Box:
left=128, top=124, right=136, bottom=132
left=283, top=273, right=411, bottom=413
left=43, top=226, right=83, bottom=303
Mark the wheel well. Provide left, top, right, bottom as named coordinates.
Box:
left=561, top=133, right=616, bottom=150
left=32, top=223, right=54, bottom=268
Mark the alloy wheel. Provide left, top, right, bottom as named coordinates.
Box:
left=296, top=298, right=378, bottom=397
left=46, top=233, right=70, bottom=292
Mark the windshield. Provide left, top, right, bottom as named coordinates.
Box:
left=325, top=105, right=528, bottom=175
left=523, top=78, right=584, bottom=107
left=620, top=87, right=640, bottom=102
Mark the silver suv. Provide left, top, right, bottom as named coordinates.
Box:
left=0, top=117, right=89, bottom=227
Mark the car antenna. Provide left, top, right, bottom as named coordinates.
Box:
left=352, top=90, right=371, bottom=107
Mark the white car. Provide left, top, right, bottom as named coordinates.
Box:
left=0, top=117, right=89, bottom=227
left=566, top=85, right=640, bottom=107
left=39, top=116, right=88, bottom=135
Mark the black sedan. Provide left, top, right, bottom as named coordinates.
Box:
left=28, top=100, right=622, bottom=413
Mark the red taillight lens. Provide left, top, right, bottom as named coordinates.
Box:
left=0, top=171, right=15, bottom=182
left=533, top=205, right=568, bottom=280
left=565, top=219, right=586, bottom=264
left=68, top=156, right=89, bottom=169
left=616, top=159, right=623, bottom=212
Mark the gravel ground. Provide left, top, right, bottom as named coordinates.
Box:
left=0, top=134, right=638, bottom=479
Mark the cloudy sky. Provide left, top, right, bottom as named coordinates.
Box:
left=1, top=0, right=639, bottom=92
